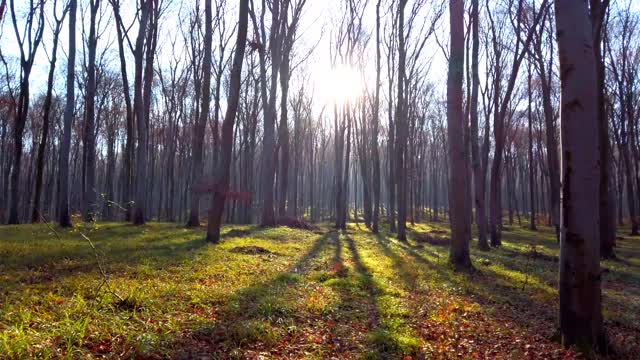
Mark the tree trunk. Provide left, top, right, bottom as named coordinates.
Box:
left=82, top=0, right=99, bottom=222
left=395, top=0, right=408, bottom=242
left=32, top=11, right=64, bottom=223
left=555, top=0, right=605, bottom=350
left=591, top=0, right=615, bottom=258
left=206, top=0, right=248, bottom=243
left=470, top=0, right=488, bottom=249
left=277, top=55, right=291, bottom=217
left=132, top=0, right=152, bottom=225
left=187, top=0, right=214, bottom=228
left=447, top=0, right=472, bottom=270
left=527, top=62, right=537, bottom=231
left=57, top=0, right=77, bottom=227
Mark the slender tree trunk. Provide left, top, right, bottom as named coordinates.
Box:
left=57, top=0, right=77, bottom=227
left=277, top=55, right=291, bottom=217
left=32, top=12, right=64, bottom=223
left=370, top=0, right=382, bottom=233
left=259, top=0, right=284, bottom=227
left=591, top=0, right=615, bottom=257
left=82, top=0, right=99, bottom=222
left=187, top=0, right=214, bottom=227
left=207, top=0, right=248, bottom=242
left=132, top=0, right=152, bottom=225
left=395, top=0, right=408, bottom=242
left=470, top=0, right=488, bottom=249
left=527, top=62, right=536, bottom=230
left=110, top=0, right=135, bottom=221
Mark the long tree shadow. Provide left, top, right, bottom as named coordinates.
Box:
left=0, top=226, right=212, bottom=296
left=158, top=230, right=338, bottom=358
left=342, top=233, right=427, bottom=358
left=378, top=230, right=562, bottom=341
left=373, top=233, right=420, bottom=291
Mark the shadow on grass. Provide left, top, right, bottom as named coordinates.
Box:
left=375, top=230, right=560, bottom=338
left=157, top=230, right=338, bottom=358
left=0, top=224, right=218, bottom=296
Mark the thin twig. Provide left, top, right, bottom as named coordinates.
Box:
left=39, top=213, right=62, bottom=241
left=39, top=213, right=124, bottom=302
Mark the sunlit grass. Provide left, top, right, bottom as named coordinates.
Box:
left=0, top=220, right=638, bottom=358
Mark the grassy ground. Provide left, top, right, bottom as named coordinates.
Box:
left=0, top=220, right=638, bottom=359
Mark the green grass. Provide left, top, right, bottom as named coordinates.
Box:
left=0, top=220, right=638, bottom=359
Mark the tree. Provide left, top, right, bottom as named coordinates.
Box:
left=555, top=0, right=605, bottom=350
left=57, top=0, right=77, bottom=227
left=526, top=59, right=536, bottom=231
left=32, top=0, right=67, bottom=223
left=469, top=0, right=488, bottom=249
left=109, top=0, right=135, bottom=221
left=607, top=4, right=639, bottom=237
left=186, top=0, right=213, bottom=227
left=371, top=0, right=382, bottom=233
left=487, top=0, right=548, bottom=246
left=591, top=0, right=615, bottom=258
left=5, top=0, right=45, bottom=224
left=132, top=0, right=159, bottom=225
left=447, top=0, right=472, bottom=270
left=277, top=0, right=306, bottom=218
left=206, top=0, right=249, bottom=243
left=395, top=0, right=408, bottom=242
left=82, top=0, right=100, bottom=222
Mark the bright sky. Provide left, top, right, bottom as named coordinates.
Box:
left=0, top=0, right=448, bottom=115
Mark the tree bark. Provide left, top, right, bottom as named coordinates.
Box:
left=447, top=0, right=472, bottom=270
left=8, top=0, right=45, bottom=224
left=132, top=0, right=152, bottom=225
left=527, top=62, right=536, bottom=231
left=57, top=0, right=77, bottom=227
left=470, top=0, right=488, bottom=249
left=370, top=0, right=382, bottom=233
left=187, top=0, right=214, bottom=228
left=206, top=0, right=248, bottom=243
left=110, top=0, right=135, bottom=221
left=82, top=0, right=99, bottom=222
left=591, top=0, right=615, bottom=258
left=32, top=5, right=65, bottom=223
left=555, top=0, right=605, bottom=351
left=395, top=0, right=408, bottom=242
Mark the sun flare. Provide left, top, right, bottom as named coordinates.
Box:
left=318, top=64, right=364, bottom=105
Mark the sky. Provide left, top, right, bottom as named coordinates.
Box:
left=0, top=0, right=449, bottom=116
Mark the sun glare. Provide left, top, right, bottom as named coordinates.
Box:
left=318, top=64, right=364, bottom=105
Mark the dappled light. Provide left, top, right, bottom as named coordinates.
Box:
left=1, top=0, right=638, bottom=357
left=1, top=223, right=638, bottom=358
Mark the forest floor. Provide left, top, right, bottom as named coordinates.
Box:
left=0, top=220, right=639, bottom=359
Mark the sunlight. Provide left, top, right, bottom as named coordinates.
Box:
left=317, top=64, right=364, bottom=106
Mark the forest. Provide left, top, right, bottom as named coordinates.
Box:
left=0, top=0, right=639, bottom=358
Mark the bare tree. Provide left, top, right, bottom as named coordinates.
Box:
left=206, top=0, right=249, bottom=243
left=57, top=0, right=76, bottom=227
left=187, top=0, right=213, bottom=227
left=487, top=0, right=548, bottom=246
left=82, top=0, right=101, bottom=222
left=109, top=0, right=135, bottom=221
left=277, top=0, right=306, bottom=217
left=31, top=0, right=67, bottom=223
left=469, top=0, right=488, bottom=249
left=395, top=0, right=408, bottom=241
left=371, top=0, right=382, bottom=233
left=5, top=0, right=45, bottom=224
